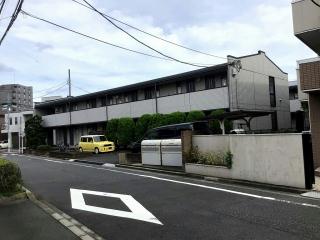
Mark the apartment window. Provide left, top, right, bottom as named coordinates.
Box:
left=156, top=86, right=160, bottom=97
left=100, top=97, right=106, bottom=106
left=86, top=99, right=96, bottom=108
left=15, top=117, right=18, bottom=125
left=72, top=103, right=78, bottom=111
left=131, top=91, right=138, bottom=102
left=176, top=82, right=182, bottom=94
left=144, top=87, right=154, bottom=100
left=269, top=76, right=276, bottom=107
left=186, top=80, right=195, bottom=93
left=205, top=76, right=215, bottom=89
left=118, top=95, right=124, bottom=104
left=9, top=118, right=12, bottom=125
left=124, top=95, right=129, bottom=103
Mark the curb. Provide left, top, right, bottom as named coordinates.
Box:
left=0, top=191, right=27, bottom=204
left=116, top=164, right=187, bottom=177
left=23, top=187, right=105, bottom=240
left=203, top=177, right=307, bottom=194
left=74, top=160, right=104, bottom=166
left=116, top=164, right=307, bottom=194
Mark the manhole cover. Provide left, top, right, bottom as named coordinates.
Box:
left=301, top=191, right=320, bottom=199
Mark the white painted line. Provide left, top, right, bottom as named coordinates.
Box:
left=69, top=159, right=76, bottom=162
left=70, top=188, right=162, bottom=225
left=102, top=163, right=115, bottom=167
left=12, top=155, right=320, bottom=209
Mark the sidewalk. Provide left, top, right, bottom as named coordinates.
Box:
left=0, top=199, right=79, bottom=240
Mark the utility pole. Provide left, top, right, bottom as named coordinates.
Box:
left=6, top=93, right=11, bottom=153
left=68, top=69, right=71, bottom=97
left=67, top=69, right=73, bottom=146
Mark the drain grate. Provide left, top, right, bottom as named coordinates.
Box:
left=301, top=191, right=320, bottom=199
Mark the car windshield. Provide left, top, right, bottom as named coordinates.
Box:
left=93, top=136, right=107, bottom=142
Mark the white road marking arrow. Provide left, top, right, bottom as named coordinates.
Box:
left=70, top=188, right=162, bottom=225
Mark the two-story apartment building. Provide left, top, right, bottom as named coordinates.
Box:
left=35, top=51, right=290, bottom=146
left=292, top=0, right=320, bottom=168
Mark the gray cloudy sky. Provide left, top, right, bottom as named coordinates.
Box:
left=0, top=0, right=316, bottom=100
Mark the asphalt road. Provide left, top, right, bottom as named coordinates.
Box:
left=4, top=153, right=320, bottom=240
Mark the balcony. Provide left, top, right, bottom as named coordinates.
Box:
left=71, top=107, right=107, bottom=125
left=157, top=87, right=229, bottom=114
left=42, top=112, right=70, bottom=127
left=107, top=99, right=156, bottom=119
left=292, top=0, right=320, bottom=54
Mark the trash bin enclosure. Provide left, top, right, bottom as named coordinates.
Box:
left=161, top=139, right=182, bottom=167
left=141, top=140, right=162, bottom=165
left=141, top=139, right=182, bottom=167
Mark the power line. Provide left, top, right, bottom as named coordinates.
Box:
left=312, top=0, right=320, bottom=7
left=71, top=83, right=91, bottom=94
left=21, top=10, right=212, bottom=67
left=0, top=0, right=24, bottom=46
left=33, top=83, right=68, bottom=99
left=79, top=0, right=207, bottom=68
left=70, top=0, right=227, bottom=60
left=34, top=80, right=68, bottom=93
left=0, top=0, right=6, bottom=16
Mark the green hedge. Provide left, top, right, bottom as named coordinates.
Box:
left=0, top=159, right=22, bottom=193
left=186, top=110, right=205, bottom=122
left=105, top=110, right=216, bottom=146
left=117, top=118, right=136, bottom=147
left=161, top=112, right=186, bottom=125
left=106, top=119, right=119, bottom=143
left=135, top=114, right=152, bottom=140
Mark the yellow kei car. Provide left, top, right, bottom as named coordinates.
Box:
left=79, top=135, right=115, bottom=154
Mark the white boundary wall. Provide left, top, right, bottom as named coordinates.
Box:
left=187, top=134, right=306, bottom=188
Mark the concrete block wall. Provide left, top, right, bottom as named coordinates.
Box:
left=189, top=134, right=306, bottom=188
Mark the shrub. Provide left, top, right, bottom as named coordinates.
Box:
left=0, top=159, right=22, bottom=193
left=106, top=119, right=119, bottom=143
left=117, top=118, right=136, bottom=147
left=186, top=111, right=205, bottom=122
left=224, top=151, right=233, bottom=169
left=149, top=113, right=164, bottom=129
left=161, top=112, right=186, bottom=125
left=37, top=145, right=52, bottom=151
left=187, top=147, right=233, bottom=168
left=135, top=114, right=152, bottom=140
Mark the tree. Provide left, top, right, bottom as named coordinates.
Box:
left=106, top=119, right=119, bottom=144
left=25, top=115, right=46, bottom=149
left=117, top=118, right=135, bottom=147
left=186, top=110, right=205, bottom=122
left=135, top=114, right=152, bottom=140
left=209, top=109, right=233, bottom=134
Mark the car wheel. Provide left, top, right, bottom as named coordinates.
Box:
left=79, top=147, right=83, bottom=152
left=94, top=147, right=99, bottom=154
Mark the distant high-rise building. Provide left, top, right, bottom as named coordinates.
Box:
left=0, top=84, right=33, bottom=140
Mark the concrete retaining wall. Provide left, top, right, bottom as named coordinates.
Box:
left=187, top=134, right=306, bottom=188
